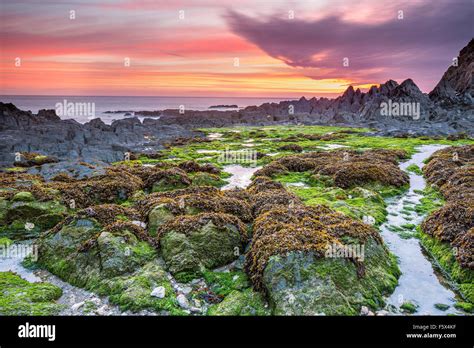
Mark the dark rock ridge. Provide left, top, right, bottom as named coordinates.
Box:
left=0, top=103, right=195, bottom=167
left=1, top=40, right=473, bottom=167
left=429, top=38, right=474, bottom=106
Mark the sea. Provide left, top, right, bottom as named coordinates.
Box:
left=0, top=95, right=287, bottom=124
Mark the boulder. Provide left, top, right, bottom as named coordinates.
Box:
left=157, top=213, right=247, bottom=276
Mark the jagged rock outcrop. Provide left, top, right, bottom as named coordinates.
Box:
left=429, top=38, right=473, bottom=106
left=0, top=103, right=195, bottom=167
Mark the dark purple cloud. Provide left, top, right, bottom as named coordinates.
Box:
left=225, top=1, right=473, bottom=91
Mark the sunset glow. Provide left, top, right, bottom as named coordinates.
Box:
left=1, top=0, right=472, bottom=97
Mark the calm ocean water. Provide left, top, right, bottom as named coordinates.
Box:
left=0, top=95, right=285, bottom=124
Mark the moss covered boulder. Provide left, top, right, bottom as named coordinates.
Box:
left=190, top=172, right=225, bottom=187
left=262, top=239, right=399, bottom=315
left=157, top=213, right=248, bottom=276
left=100, top=261, right=185, bottom=315
left=145, top=168, right=191, bottom=192
left=0, top=193, right=66, bottom=239
left=142, top=189, right=252, bottom=236
left=0, top=272, right=63, bottom=315
left=207, top=289, right=270, bottom=316
left=37, top=214, right=156, bottom=290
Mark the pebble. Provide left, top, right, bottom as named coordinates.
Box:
left=177, top=294, right=190, bottom=309
left=96, top=305, right=108, bottom=316
left=131, top=220, right=146, bottom=228
left=376, top=310, right=389, bottom=316
left=71, top=301, right=85, bottom=311
left=182, top=286, right=192, bottom=295
left=360, top=306, right=370, bottom=316
left=151, top=286, right=166, bottom=299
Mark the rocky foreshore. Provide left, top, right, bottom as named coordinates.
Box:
left=1, top=121, right=473, bottom=316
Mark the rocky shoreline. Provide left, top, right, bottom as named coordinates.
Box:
left=1, top=123, right=473, bottom=316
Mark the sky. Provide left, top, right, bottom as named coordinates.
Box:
left=0, top=0, right=472, bottom=98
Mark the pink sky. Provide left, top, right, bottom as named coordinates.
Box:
left=1, top=0, right=472, bottom=97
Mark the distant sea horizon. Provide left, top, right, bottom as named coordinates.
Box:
left=0, top=95, right=293, bottom=124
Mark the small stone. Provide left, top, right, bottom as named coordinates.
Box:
left=131, top=220, right=146, bottom=228
left=232, top=275, right=239, bottom=281
left=287, top=293, right=296, bottom=305
left=190, top=278, right=202, bottom=285
left=182, top=286, right=192, bottom=295
left=190, top=306, right=201, bottom=313
left=151, top=286, right=166, bottom=299
left=360, top=306, right=370, bottom=316
left=71, top=301, right=85, bottom=311
left=96, top=305, right=108, bottom=316
left=89, top=297, right=101, bottom=305
left=177, top=294, right=190, bottom=309
left=376, top=310, right=389, bottom=316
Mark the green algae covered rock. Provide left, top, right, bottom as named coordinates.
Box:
left=148, top=203, right=176, bottom=236
left=190, top=172, right=225, bottom=187
left=0, top=272, right=63, bottom=315
left=262, top=239, right=400, bottom=316
left=0, top=195, right=66, bottom=240
left=207, top=289, right=270, bottom=316
left=12, top=191, right=35, bottom=202
left=158, top=213, right=247, bottom=276
left=36, top=214, right=185, bottom=314
left=101, top=261, right=185, bottom=315
left=37, top=218, right=156, bottom=289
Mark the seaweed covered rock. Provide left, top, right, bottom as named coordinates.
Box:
left=254, top=149, right=409, bottom=189
left=421, top=145, right=474, bottom=266
left=37, top=207, right=156, bottom=289
left=157, top=213, right=248, bottom=276
left=278, top=144, right=303, bottom=152
left=190, top=172, right=225, bottom=187
left=326, top=161, right=409, bottom=188
left=178, top=161, right=220, bottom=175
left=144, top=168, right=192, bottom=192
left=0, top=272, right=63, bottom=315
left=454, top=227, right=474, bottom=269
left=50, top=169, right=143, bottom=208
left=99, top=261, right=185, bottom=315
left=13, top=152, right=58, bottom=167
left=421, top=202, right=474, bottom=246
left=0, top=192, right=66, bottom=239
left=140, top=188, right=252, bottom=236
left=420, top=145, right=474, bottom=302
left=245, top=175, right=399, bottom=315
left=207, top=289, right=270, bottom=316
left=423, top=145, right=474, bottom=192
